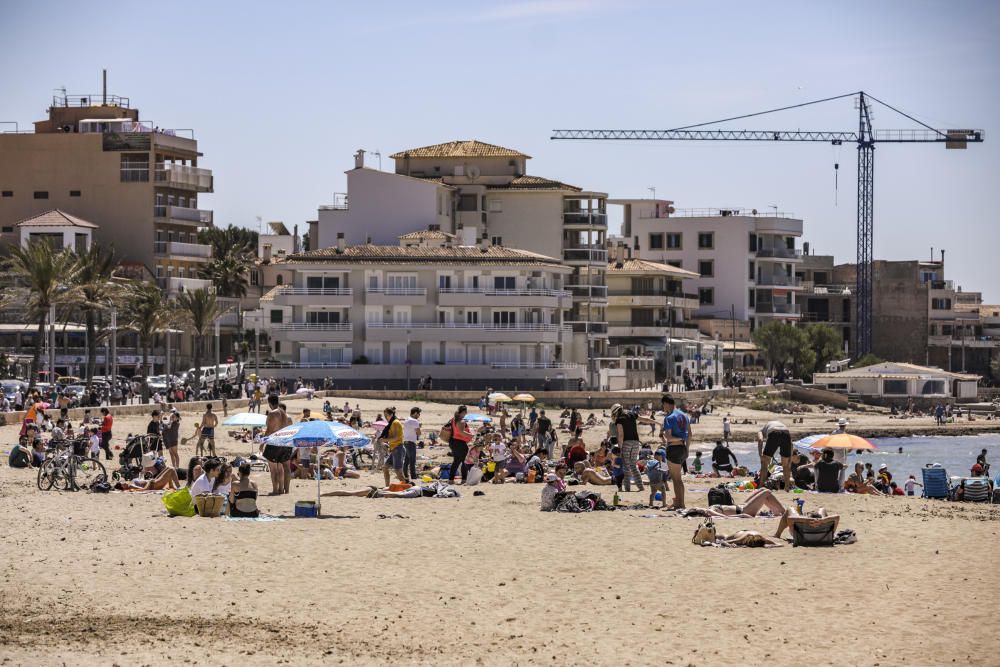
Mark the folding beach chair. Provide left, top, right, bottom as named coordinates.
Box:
left=921, top=467, right=950, bottom=499
left=959, top=478, right=991, bottom=503
left=790, top=516, right=838, bottom=547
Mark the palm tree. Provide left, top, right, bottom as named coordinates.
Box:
left=2, top=241, right=79, bottom=388
left=122, top=281, right=170, bottom=399
left=175, top=288, right=228, bottom=392
left=197, top=225, right=257, bottom=260
left=71, top=243, right=120, bottom=391
left=200, top=248, right=250, bottom=354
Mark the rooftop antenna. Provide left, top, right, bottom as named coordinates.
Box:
left=102, top=69, right=107, bottom=105
left=256, top=215, right=263, bottom=234
left=768, top=204, right=778, bottom=216
left=366, top=149, right=382, bottom=171
left=648, top=186, right=656, bottom=200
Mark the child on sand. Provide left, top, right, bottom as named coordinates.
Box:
left=646, top=449, right=669, bottom=508
left=692, top=451, right=703, bottom=474
left=610, top=445, right=624, bottom=490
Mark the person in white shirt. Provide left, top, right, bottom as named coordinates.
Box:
left=88, top=427, right=101, bottom=459
left=402, top=407, right=422, bottom=482
left=189, top=458, right=223, bottom=499
left=490, top=437, right=510, bottom=483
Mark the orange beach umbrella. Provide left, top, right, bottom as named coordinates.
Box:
left=810, top=433, right=876, bottom=451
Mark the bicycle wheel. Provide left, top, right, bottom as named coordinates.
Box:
left=71, top=457, right=107, bottom=491
left=37, top=458, right=57, bottom=490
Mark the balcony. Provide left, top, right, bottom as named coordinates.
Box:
left=563, top=212, right=608, bottom=227
left=154, top=241, right=213, bottom=261
left=607, top=321, right=702, bottom=339
left=755, top=274, right=803, bottom=289
left=566, top=284, right=609, bottom=302
left=565, top=321, right=609, bottom=336
left=755, top=302, right=802, bottom=316
left=756, top=247, right=803, bottom=261
left=272, top=286, right=354, bottom=307
left=438, top=287, right=571, bottom=308
left=154, top=205, right=214, bottom=228
left=155, top=164, right=214, bottom=192
left=271, top=322, right=354, bottom=343
left=365, top=287, right=427, bottom=306
left=365, top=322, right=567, bottom=343
left=490, top=362, right=583, bottom=370
left=563, top=248, right=608, bottom=264
left=607, top=290, right=700, bottom=309
left=165, top=276, right=213, bottom=294
left=257, top=361, right=353, bottom=369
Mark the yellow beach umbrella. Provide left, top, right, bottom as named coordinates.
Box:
left=512, top=393, right=535, bottom=403
left=488, top=392, right=513, bottom=402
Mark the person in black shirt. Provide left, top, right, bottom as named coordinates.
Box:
left=534, top=410, right=552, bottom=448
left=612, top=403, right=644, bottom=492
left=812, top=448, right=844, bottom=493
left=147, top=410, right=163, bottom=451
left=711, top=440, right=738, bottom=475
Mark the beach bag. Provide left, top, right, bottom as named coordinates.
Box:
left=195, top=493, right=225, bottom=517
left=692, top=519, right=717, bottom=545
left=707, top=484, right=733, bottom=507
left=465, top=466, right=484, bottom=487
left=162, top=487, right=196, bottom=517
left=439, top=420, right=453, bottom=444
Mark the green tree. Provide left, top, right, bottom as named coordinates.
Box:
left=301, top=232, right=310, bottom=252
left=71, top=243, right=121, bottom=391
left=197, top=225, right=257, bottom=260
left=804, top=323, right=843, bottom=375
left=990, top=354, right=999, bottom=379
left=2, top=241, right=79, bottom=388
left=854, top=353, right=884, bottom=368
left=122, top=281, right=171, bottom=399
left=752, top=321, right=815, bottom=380
left=175, top=288, right=228, bottom=391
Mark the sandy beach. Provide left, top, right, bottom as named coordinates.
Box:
left=1, top=394, right=998, bottom=666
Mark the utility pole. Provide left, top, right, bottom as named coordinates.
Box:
left=214, top=317, right=221, bottom=394
left=110, top=307, right=118, bottom=381
left=48, top=304, right=56, bottom=383
left=731, top=304, right=737, bottom=375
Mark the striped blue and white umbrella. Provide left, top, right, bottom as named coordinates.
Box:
left=463, top=413, right=493, bottom=423
left=793, top=433, right=827, bottom=453
left=265, top=419, right=371, bottom=449
left=223, top=412, right=267, bottom=428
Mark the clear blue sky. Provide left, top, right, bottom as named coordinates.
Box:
left=3, top=0, right=998, bottom=300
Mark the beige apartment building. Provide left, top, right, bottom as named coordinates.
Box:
left=0, top=89, right=214, bottom=293
left=313, top=141, right=610, bottom=381
left=249, top=233, right=586, bottom=389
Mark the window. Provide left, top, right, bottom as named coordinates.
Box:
left=931, top=298, right=952, bottom=310
left=274, top=341, right=281, bottom=354
left=648, top=233, right=664, bottom=250
left=748, top=233, right=757, bottom=252
left=667, top=260, right=682, bottom=268
left=470, top=275, right=480, bottom=289
left=491, top=236, right=502, bottom=246
left=1, top=191, right=12, bottom=197
left=387, top=274, right=417, bottom=290
left=306, top=311, right=340, bottom=324
left=493, top=276, right=515, bottom=290
left=666, top=233, right=682, bottom=249
left=276, top=275, right=284, bottom=285
left=749, top=289, right=755, bottom=307
left=698, top=232, right=714, bottom=249
left=883, top=379, right=908, bottom=395
left=34, top=191, right=48, bottom=199
left=69, top=190, right=81, bottom=197
left=698, top=287, right=714, bottom=306
left=488, top=199, right=502, bottom=212
left=250, top=270, right=260, bottom=286
left=466, top=311, right=480, bottom=325
left=458, top=194, right=478, bottom=211
left=698, top=260, right=714, bottom=277
left=1, top=226, right=13, bottom=233
left=270, top=310, right=283, bottom=323
left=421, top=346, right=439, bottom=365
left=493, top=311, right=517, bottom=326
left=438, top=275, right=452, bottom=289
left=306, top=276, right=340, bottom=289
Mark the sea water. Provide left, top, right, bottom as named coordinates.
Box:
left=717, top=433, right=1000, bottom=485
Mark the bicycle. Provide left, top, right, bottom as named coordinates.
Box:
left=37, top=441, right=108, bottom=492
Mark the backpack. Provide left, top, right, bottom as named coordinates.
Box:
left=707, top=484, right=734, bottom=506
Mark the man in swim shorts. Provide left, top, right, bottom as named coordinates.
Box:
left=195, top=404, right=219, bottom=457
left=660, top=395, right=691, bottom=509
left=757, top=420, right=792, bottom=491
left=261, top=395, right=292, bottom=495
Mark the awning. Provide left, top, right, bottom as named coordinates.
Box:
left=608, top=337, right=667, bottom=351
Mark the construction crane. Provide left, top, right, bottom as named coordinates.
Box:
left=551, top=91, right=983, bottom=358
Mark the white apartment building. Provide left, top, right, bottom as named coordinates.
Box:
left=314, top=141, right=610, bottom=377
left=612, top=199, right=804, bottom=330
left=250, top=234, right=585, bottom=389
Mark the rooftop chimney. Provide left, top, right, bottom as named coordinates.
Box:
left=480, top=233, right=489, bottom=253
left=803, top=241, right=810, bottom=256
left=336, top=232, right=346, bottom=253
left=354, top=149, right=366, bottom=169
left=262, top=243, right=272, bottom=263
left=940, top=249, right=945, bottom=265
left=293, top=223, right=299, bottom=253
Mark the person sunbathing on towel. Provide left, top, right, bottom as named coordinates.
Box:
left=701, top=487, right=787, bottom=517
left=573, top=461, right=614, bottom=485
left=773, top=507, right=840, bottom=539
left=322, top=485, right=424, bottom=498
left=124, top=465, right=180, bottom=490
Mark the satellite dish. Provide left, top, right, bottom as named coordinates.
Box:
left=467, top=165, right=481, bottom=181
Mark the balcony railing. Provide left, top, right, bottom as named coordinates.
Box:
left=565, top=321, right=609, bottom=335
left=273, top=323, right=353, bottom=331
left=756, top=275, right=802, bottom=287
left=366, top=322, right=566, bottom=332
left=563, top=212, right=608, bottom=226
left=490, top=362, right=583, bottom=369
left=277, top=287, right=353, bottom=296
left=565, top=284, right=608, bottom=299
left=756, top=247, right=802, bottom=259
left=563, top=249, right=608, bottom=263
left=755, top=303, right=802, bottom=315
left=365, top=287, right=427, bottom=296
left=155, top=164, right=213, bottom=191
left=257, top=361, right=353, bottom=369
left=438, top=288, right=570, bottom=297
left=165, top=276, right=213, bottom=293
left=120, top=166, right=150, bottom=182
left=154, top=205, right=213, bottom=225
left=606, top=289, right=699, bottom=299
left=154, top=241, right=213, bottom=258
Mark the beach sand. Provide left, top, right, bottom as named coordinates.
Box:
left=1, top=395, right=998, bottom=666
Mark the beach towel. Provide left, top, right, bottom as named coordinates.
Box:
left=223, top=515, right=283, bottom=522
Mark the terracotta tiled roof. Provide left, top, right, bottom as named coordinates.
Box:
left=390, top=140, right=529, bottom=160
left=14, top=209, right=98, bottom=229
left=284, top=244, right=565, bottom=268
left=398, top=229, right=455, bottom=241
left=486, top=175, right=582, bottom=192
left=607, top=258, right=699, bottom=278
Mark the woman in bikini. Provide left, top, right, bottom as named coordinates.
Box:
left=682, top=488, right=788, bottom=518
left=229, top=462, right=259, bottom=518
